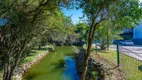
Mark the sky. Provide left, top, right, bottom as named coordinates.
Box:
left=62, top=0, right=142, bottom=24
left=62, top=8, right=83, bottom=24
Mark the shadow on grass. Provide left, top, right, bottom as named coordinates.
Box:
left=0, top=66, right=3, bottom=71
left=106, top=65, right=119, bottom=72
left=38, top=47, right=48, bottom=51
left=51, top=59, right=65, bottom=70
left=64, top=52, right=74, bottom=57
left=138, top=65, right=142, bottom=71
left=46, top=59, right=65, bottom=74
left=31, top=51, right=37, bottom=53
left=24, top=71, right=44, bottom=80
left=27, top=53, right=36, bottom=56
left=96, top=49, right=110, bottom=53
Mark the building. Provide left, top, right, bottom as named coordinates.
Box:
left=120, top=28, right=133, bottom=40
left=133, top=20, right=142, bottom=45
left=118, top=20, right=142, bottom=45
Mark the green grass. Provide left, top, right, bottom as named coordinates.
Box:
left=23, top=46, right=76, bottom=80
left=0, top=70, right=3, bottom=80
left=21, top=46, right=48, bottom=64
left=97, top=50, right=117, bottom=65
left=96, top=50, right=142, bottom=80
left=120, top=53, right=142, bottom=80
left=0, top=46, right=48, bottom=80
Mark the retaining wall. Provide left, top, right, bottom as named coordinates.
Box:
left=13, top=51, right=49, bottom=80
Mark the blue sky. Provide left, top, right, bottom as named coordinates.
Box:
left=62, top=8, right=83, bottom=24
left=62, top=0, right=142, bottom=24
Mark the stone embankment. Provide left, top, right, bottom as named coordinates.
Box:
left=13, top=51, right=49, bottom=80
left=76, top=47, right=125, bottom=80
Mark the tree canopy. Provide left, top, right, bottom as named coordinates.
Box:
left=76, top=0, right=142, bottom=80
left=0, top=0, right=142, bottom=80
left=0, top=0, right=75, bottom=80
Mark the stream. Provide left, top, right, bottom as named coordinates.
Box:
left=63, top=56, right=80, bottom=80
left=23, top=46, right=80, bottom=80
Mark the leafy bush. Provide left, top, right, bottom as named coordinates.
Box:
left=47, top=45, right=54, bottom=52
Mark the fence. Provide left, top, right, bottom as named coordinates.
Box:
left=118, top=45, right=142, bottom=80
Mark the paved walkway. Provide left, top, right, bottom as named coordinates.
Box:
left=110, top=45, right=142, bottom=61
left=119, top=46, right=142, bottom=61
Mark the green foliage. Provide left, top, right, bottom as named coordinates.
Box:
left=77, top=0, right=142, bottom=79
left=94, top=21, right=123, bottom=50
left=109, top=0, right=142, bottom=28
left=75, top=22, right=88, bottom=40
left=0, top=0, right=74, bottom=79
left=46, top=14, right=76, bottom=45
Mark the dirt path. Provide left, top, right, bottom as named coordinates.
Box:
left=91, top=53, right=125, bottom=80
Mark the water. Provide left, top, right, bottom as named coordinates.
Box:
left=23, top=46, right=80, bottom=80
left=63, top=56, right=80, bottom=80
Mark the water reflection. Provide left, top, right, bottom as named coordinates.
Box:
left=62, top=56, right=80, bottom=80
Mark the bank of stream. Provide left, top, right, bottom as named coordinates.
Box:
left=23, top=46, right=80, bottom=80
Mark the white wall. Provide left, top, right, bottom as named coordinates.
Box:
left=133, top=20, right=142, bottom=39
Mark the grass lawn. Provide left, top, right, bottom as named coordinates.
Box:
left=120, top=53, right=142, bottom=80
left=0, top=71, right=2, bottom=80
left=96, top=50, right=118, bottom=65
left=21, top=46, right=48, bottom=64
left=23, top=46, right=76, bottom=80
left=96, top=50, right=142, bottom=80
left=0, top=46, right=48, bottom=80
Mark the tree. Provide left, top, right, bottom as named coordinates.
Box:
left=0, top=0, right=69, bottom=80
left=77, top=0, right=142, bottom=80
left=74, top=23, right=89, bottom=45
left=75, top=23, right=88, bottom=40
left=94, top=21, right=123, bottom=50
left=47, top=15, right=75, bottom=46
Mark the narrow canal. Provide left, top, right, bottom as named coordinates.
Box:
left=23, top=46, right=80, bottom=80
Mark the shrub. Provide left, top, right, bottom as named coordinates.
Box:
left=47, top=45, right=54, bottom=52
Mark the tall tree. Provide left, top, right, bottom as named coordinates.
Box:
left=77, top=0, right=142, bottom=80
left=0, top=0, right=69, bottom=80
left=94, top=21, right=122, bottom=50
left=47, top=15, right=75, bottom=46
left=75, top=23, right=88, bottom=41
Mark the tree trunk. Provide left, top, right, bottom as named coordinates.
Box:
left=38, top=45, right=41, bottom=50
left=100, top=44, right=106, bottom=50
left=106, top=28, right=109, bottom=50
left=95, top=44, right=97, bottom=54
left=3, top=45, right=26, bottom=80
left=81, top=41, right=92, bottom=80
left=3, top=62, right=13, bottom=80
left=81, top=23, right=96, bottom=80
left=81, top=57, right=88, bottom=80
